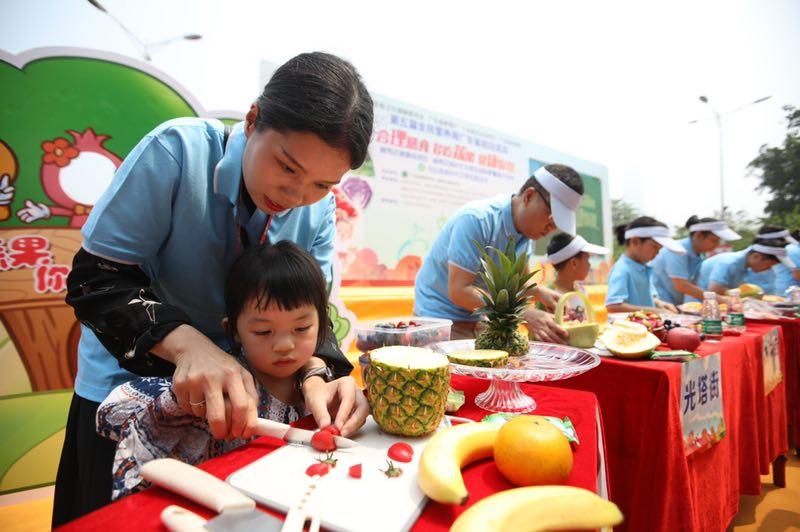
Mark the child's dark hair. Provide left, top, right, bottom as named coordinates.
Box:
left=519, top=164, right=584, bottom=197
left=614, top=216, right=667, bottom=246
left=792, top=229, right=800, bottom=241
left=547, top=233, right=584, bottom=270
left=255, top=52, right=374, bottom=169
left=749, top=238, right=788, bottom=261
left=685, top=215, right=719, bottom=238
left=224, top=241, right=329, bottom=351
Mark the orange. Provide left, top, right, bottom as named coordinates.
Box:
left=493, top=415, right=573, bottom=486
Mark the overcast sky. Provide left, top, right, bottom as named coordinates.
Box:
left=3, top=0, right=799, bottom=229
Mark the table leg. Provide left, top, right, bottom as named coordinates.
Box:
left=772, top=455, right=788, bottom=488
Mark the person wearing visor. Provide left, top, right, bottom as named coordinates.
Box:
left=545, top=232, right=610, bottom=293
left=605, top=217, right=684, bottom=314
left=697, top=239, right=796, bottom=296
left=744, top=226, right=800, bottom=295
left=651, top=215, right=741, bottom=306
left=414, top=164, right=584, bottom=344
left=775, top=229, right=800, bottom=295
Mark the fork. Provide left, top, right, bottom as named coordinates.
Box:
left=280, top=474, right=322, bottom=532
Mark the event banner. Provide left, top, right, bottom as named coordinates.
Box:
left=333, top=95, right=610, bottom=285
left=681, top=353, right=726, bottom=456
left=762, top=327, right=783, bottom=395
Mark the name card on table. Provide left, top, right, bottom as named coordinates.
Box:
left=762, top=327, right=783, bottom=395
left=681, top=352, right=726, bottom=456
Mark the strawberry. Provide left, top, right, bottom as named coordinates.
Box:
left=317, top=451, right=338, bottom=468
left=310, top=429, right=337, bottom=452
left=387, top=442, right=413, bottom=463
left=306, top=463, right=330, bottom=477
left=320, top=425, right=341, bottom=436
left=348, top=464, right=362, bottom=479
left=381, top=459, right=403, bottom=478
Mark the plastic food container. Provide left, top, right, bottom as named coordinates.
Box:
left=354, top=317, right=452, bottom=352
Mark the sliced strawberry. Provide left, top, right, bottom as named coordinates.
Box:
left=311, top=429, right=337, bottom=452
left=320, top=425, right=341, bottom=436
left=387, top=442, right=413, bottom=463
left=306, top=463, right=330, bottom=477
left=348, top=463, right=362, bottom=479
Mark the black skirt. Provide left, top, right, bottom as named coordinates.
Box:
left=52, top=393, right=117, bottom=527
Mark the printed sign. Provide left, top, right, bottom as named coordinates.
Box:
left=762, top=327, right=783, bottom=395
left=681, top=353, right=726, bottom=456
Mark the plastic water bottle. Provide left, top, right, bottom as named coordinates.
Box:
left=727, top=289, right=746, bottom=332
left=787, top=286, right=800, bottom=305
left=701, top=291, right=723, bottom=340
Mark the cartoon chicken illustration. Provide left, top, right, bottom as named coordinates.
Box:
left=17, top=128, right=122, bottom=228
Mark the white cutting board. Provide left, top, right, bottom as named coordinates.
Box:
left=228, top=416, right=440, bottom=532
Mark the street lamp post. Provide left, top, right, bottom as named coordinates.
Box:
left=691, top=95, right=772, bottom=217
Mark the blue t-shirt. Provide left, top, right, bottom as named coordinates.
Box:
left=605, top=254, right=658, bottom=307
left=414, top=195, right=531, bottom=322
left=650, top=237, right=702, bottom=305
left=743, top=267, right=776, bottom=295
left=696, top=249, right=749, bottom=293
left=774, top=243, right=800, bottom=295
left=76, top=118, right=337, bottom=403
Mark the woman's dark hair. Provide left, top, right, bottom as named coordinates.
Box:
left=685, top=215, right=719, bottom=238
left=224, top=240, right=329, bottom=352
left=748, top=238, right=788, bottom=262
left=255, top=52, right=374, bottom=169
left=519, top=164, right=584, bottom=197
left=792, top=229, right=800, bottom=241
left=547, top=232, right=584, bottom=269
left=614, top=216, right=667, bottom=246
left=754, top=224, right=786, bottom=243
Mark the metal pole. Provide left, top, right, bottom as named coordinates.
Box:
left=716, top=112, right=724, bottom=216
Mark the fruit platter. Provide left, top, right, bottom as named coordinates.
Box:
left=354, top=317, right=452, bottom=352
left=429, top=339, right=599, bottom=413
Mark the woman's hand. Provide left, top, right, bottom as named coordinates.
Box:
left=303, top=375, right=370, bottom=437
left=654, top=299, right=678, bottom=314
left=523, top=307, right=568, bottom=344
left=533, top=285, right=562, bottom=312
left=158, top=325, right=259, bottom=441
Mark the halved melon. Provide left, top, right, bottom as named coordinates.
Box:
left=736, top=283, right=764, bottom=298
left=447, top=349, right=509, bottom=368
left=600, top=320, right=661, bottom=359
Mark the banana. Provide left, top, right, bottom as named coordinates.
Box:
left=450, top=485, right=623, bottom=532
left=417, top=422, right=499, bottom=504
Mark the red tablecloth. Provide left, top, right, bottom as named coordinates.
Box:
left=751, top=317, right=800, bottom=451
left=58, top=376, right=606, bottom=532
left=544, top=323, right=788, bottom=532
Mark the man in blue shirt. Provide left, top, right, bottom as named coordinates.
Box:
left=414, top=164, right=585, bottom=344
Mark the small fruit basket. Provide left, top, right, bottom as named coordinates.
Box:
left=354, top=317, right=452, bottom=352
left=554, top=291, right=599, bottom=348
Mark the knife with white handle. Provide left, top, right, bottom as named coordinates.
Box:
left=254, top=418, right=360, bottom=449
left=142, top=458, right=284, bottom=532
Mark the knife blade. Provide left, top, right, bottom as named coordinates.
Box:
left=254, top=418, right=359, bottom=449
left=143, top=458, right=284, bottom=532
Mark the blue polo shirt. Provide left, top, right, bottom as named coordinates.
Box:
left=650, top=237, right=702, bottom=305
left=414, top=195, right=531, bottom=322
left=696, top=249, right=749, bottom=293
left=743, top=267, right=776, bottom=295
left=774, top=243, right=800, bottom=295
left=605, top=254, right=658, bottom=307
left=76, top=118, right=336, bottom=403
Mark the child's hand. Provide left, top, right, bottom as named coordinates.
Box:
left=167, top=326, right=259, bottom=440
left=303, top=376, right=370, bottom=438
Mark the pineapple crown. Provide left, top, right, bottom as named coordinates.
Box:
left=472, top=236, right=538, bottom=323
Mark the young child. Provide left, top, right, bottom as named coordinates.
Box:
left=698, top=238, right=794, bottom=296
left=95, top=241, right=331, bottom=499
left=605, top=217, right=683, bottom=314
left=538, top=233, right=609, bottom=318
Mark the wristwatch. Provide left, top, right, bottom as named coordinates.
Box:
left=298, top=365, right=335, bottom=387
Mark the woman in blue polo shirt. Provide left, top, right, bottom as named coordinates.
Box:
left=606, top=217, right=683, bottom=313
left=744, top=226, right=799, bottom=295
left=54, top=52, right=374, bottom=525
left=651, top=215, right=741, bottom=305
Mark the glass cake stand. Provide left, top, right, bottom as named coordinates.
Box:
left=429, top=339, right=600, bottom=413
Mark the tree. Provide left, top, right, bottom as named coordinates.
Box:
left=611, top=198, right=641, bottom=259
left=749, top=105, right=800, bottom=229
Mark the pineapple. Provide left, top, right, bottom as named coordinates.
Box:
left=366, top=346, right=450, bottom=437
left=473, top=236, right=537, bottom=357
left=446, top=349, right=509, bottom=368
